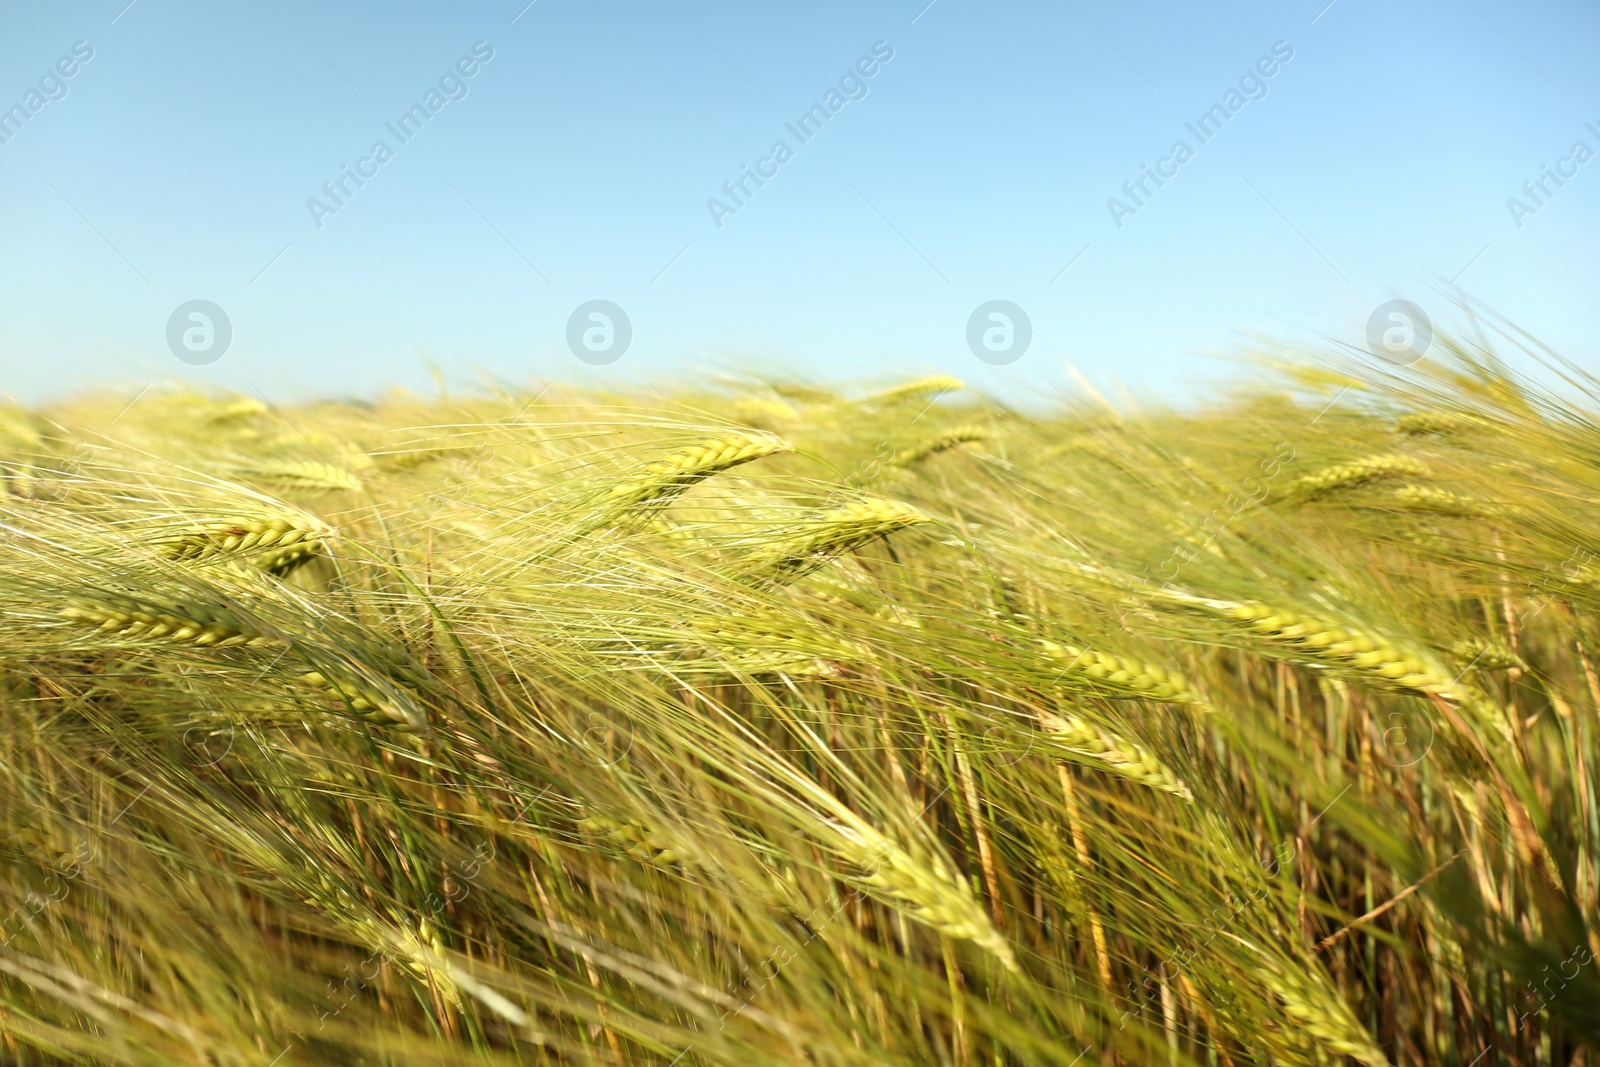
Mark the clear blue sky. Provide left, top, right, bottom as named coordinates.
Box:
left=0, top=0, right=1594, bottom=402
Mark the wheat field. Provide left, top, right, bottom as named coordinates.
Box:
left=0, top=327, right=1596, bottom=1065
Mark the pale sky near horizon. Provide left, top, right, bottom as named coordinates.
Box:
left=0, top=0, right=1594, bottom=403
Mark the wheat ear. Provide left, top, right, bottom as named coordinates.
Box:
left=241, top=461, right=363, bottom=493
left=1394, top=411, right=1491, bottom=436
left=1392, top=484, right=1522, bottom=520
left=1038, top=641, right=1203, bottom=706
left=1238, top=943, right=1387, bottom=1067
left=368, top=443, right=477, bottom=471
left=829, top=820, right=1017, bottom=973
left=579, top=814, right=682, bottom=866
left=161, top=516, right=331, bottom=577
left=295, top=671, right=421, bottom=728
left=740, top=498, right=933, bottom=587
left=1279, top=453, right=1426, bottom=501
left=605, top=432, right=791, bottom=512
left=865, top=375, right=965, bottom=406
left=1156, top=591, right=1511, bottom=740
left=60, top=597, right=272, bottom=647
left=1038, top=709, right=1193, bottom=799
left=203, top=398, right=267, bottom=423
left=673, top=614, right=870, bottom=677
left=1450, top=639, right=1528, bottom=673
left=892, top=425, right=992, bottom=467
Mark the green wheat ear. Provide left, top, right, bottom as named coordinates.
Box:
left=828, top=819, right=1017, bottom=973
left=739, top=498, right=934, bottom=587
left=240, top=460, right=363, bottom=493
left=1038, top=640, right=1203, bottom=706
left=604, top=431, right=791, bottom=512
left=1394, top=410, right=1492, bottom=436
left=160, top=516, right=331, bottom=577
left=1038, top=708, right=1193, bottom=799
left=892, top=425, right=992, bottom=467
left=1450, top=639, right=1527, bottom=673
left=564, top=432, right=792, bottom=544
left=1235, top=940, right=1389, bottom=1067
left=864, top=375, right=966, bottom=406
left=1392, top=484, right=1524, bottom=520
left=579, top=813, right=683, bottom=866
left=295, top=671, right=423, bottom=729
left=1279, top=453, right=1427, bottom=501
left=59, top=596, right=273, bottom=648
